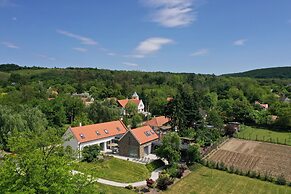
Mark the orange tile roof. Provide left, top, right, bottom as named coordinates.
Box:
left=117, top=99, right=140, bottom=108
left=70, top=120, right=128, bottom=143
left=145, top=116, right=170, bottom=127
left=130, top=126, right=159, bottom=144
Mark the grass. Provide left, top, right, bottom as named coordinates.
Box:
left=94, top=183, right=136, bottom=194
left=75, top=157, right=150, bottom=183
left=237, top=125, right=291, bottom=146
left=165, top=166, right=291, bottom=194
left=146, top=159, right=165, bottom=172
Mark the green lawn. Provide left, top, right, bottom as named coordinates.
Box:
left=94, top=183, right=136, bottom=194
left=237, top=125, right=291, bottom=145
left=165, top=166, right=291, bottom=194
left=75, top=157, right=150, bottom=183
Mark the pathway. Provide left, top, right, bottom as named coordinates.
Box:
left=95, top=166, right=164, bottom=187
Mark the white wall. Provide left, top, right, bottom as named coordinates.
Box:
left=63, top=128, right=79, bottom=151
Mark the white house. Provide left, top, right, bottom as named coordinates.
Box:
left=117, top=92, right=145, bottom=114
left=63, top=120, right=128, bottom=158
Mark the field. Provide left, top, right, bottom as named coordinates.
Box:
left=74, top=157, right=150, bottom=182
left=165, top=166, right=291, bottom=194
left=237, top=125, right=291, bottom=146
left=206, top=138, right=291, bottom=181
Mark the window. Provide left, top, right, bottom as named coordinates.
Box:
left=104, top=129, right=109, bottom=134
left=96, top=130, right=100, bottom=135
left=116, top=127, right=121, bottom=131
left=80, top=133, right=85, bottom=139
left=144, top=131, right=151, bottom=137
left=150, top=130, right=155, bottom=134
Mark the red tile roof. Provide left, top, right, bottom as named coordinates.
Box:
left=117, top=99, right=140, bottom=108
left=70, top=120, right=127, bottom=143
left=130, top=126, right=159, bottom=144
left=145, top=116, right=170, bottom=127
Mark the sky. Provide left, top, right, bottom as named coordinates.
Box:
left=0, top=0, right=291, bottom=75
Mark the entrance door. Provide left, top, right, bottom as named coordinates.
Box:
left=144, top=146, right=149, bottom=155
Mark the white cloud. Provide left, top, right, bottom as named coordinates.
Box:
left=143, top=0, right=197, bottom=27
left=73, top=47, right=87, bottom=52
left=233, top=39, right=247, bottom=46
left=56, top=29, right=97, bottom=45
left=123, top=62, right=140, bottom=67
left=191, top=48, right=208, bottom=56
left=2, top=41, right=19, bottom=49
left=107, top=52, right=117, bottom=56
left=135, top=37, right=173, bottom=56
left=123, top=54, right=145, bottom=58
left=37, top=54, right=56, bottom=61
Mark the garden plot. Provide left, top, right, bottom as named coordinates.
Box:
left=206, top=138, right=291, bottom=181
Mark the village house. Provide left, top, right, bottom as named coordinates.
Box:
left=145, top=116, right=171, bottom=139
left=117, top=92, right=145, bottom=115
left=72, top=92, right=94, bottom=106
left=255, top=101, right=269, bottom=109
left=63, top=120, right=128, bottom=158
left=119, top=126, right=159, bottom=158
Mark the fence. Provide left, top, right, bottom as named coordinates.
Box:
left=201, top=136, right=229, bottom=158
left=235, top=133, right=291, bottom=146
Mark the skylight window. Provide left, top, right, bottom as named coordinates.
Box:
left=144, top=131, right=151, bottom=137
left=80, top=133, right=85, bottom=139
left=96, top=130, right=100, bottom=135
left=116, top=127, right=121, bottom=131
left=104, top=129, right=109, bottom=134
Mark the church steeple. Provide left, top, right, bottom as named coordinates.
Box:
left=132, top=92, right=139, bottom=100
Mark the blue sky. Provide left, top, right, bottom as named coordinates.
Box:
left=0, top=0, right=291, bottom=74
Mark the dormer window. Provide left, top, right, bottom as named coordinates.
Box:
left=96, top=131, right=100, bottom=135
left=80, top=133, right=85, bottom=139
left=104, top=129, right=109, bottom=134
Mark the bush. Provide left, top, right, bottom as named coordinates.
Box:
left=125, top=185, right=133, bottom=190
left=156, top=173, right=173, bottom=190
left=146, top=159, right=165, bottom=171
left=82, top=144, right=101, bottom=163
left=276, top=175, right=286, bottom=185
left=146, top=179, right=155, bottom=188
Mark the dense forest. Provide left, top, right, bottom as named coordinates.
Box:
left=225, top=66, right=291, bottom=78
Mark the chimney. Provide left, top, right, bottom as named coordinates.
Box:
left=79, top=122, right=82, bottom=127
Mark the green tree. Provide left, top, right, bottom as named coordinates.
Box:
left=88, top=101, right=120, bottom=123
left=156, top=132, right=181, bottom=165
left=0, top=128, right=96, bottom=193
left=186, top=144, right=201, bottom=164
left=82, top=144, right=101, bottom=163
left=125, top=101, right=138, bottom=117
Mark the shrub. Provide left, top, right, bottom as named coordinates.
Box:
left=287, top=182, right=291, bottom=187
left=125, top=185, right=133, bottom=190
left=156, top=173, right=173, bottom=190
left=82, top=144, right=101, bottom=163
left=276, top=175, right=286, bottom=185
left=146, top=159, right=165, bottom=171
left=249, top=171, right=257, bottom=178
left=146, top=179, right=155, bottom=188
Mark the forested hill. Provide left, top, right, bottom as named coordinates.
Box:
left=224, top=66, right=291, bottom=78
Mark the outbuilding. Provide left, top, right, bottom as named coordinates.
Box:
left=119, top=126, right=159, bottom=158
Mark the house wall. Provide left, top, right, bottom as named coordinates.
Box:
left=138, top=101, right=145, bottom=113
left=63, top=128, right=79, bottom=151
left=119, top=132, right=140, bottom=158
left=139, top=142, right=152, bottom=158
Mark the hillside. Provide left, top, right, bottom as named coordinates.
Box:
left=224, top=66, right=291, bottom=78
